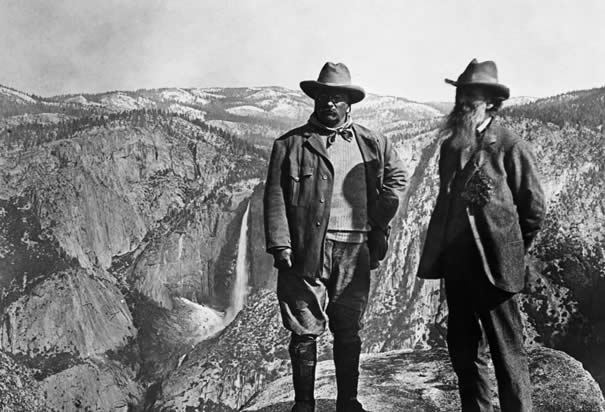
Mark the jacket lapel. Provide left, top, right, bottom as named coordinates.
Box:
left=302, top=129, right=330, bottom=164
left=352, top=124, right=379, bottom=163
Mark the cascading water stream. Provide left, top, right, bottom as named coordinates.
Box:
left=224, top=201, right=250, bottom=324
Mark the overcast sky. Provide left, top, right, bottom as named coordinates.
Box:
left=1, top=0, right=603, bottom=101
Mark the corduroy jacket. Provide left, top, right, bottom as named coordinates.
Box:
left=417, top=119, right=546, bottom=293
left=264, top=122, right=407, bottom=279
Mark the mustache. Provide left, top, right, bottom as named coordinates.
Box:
left=453, top=101, right=481, bottom=114
left=319, top=108, right=338, bottom=114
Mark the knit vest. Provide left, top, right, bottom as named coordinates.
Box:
left=326, top=132, right=370, bottom=235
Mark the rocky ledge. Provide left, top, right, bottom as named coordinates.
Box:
left=243, top=346, right=605, bottom=412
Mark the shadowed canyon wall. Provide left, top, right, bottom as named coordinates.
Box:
left=0, top=85, right=603, bottom=411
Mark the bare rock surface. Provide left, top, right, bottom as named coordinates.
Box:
left=152, top=289, right=290, bottom=411
left=1, top=85, right=604, bottom=411
left=0, top=267, right=134, bottom=359
left=41, top=358, right=143, bottom=412
left=243, top=347, right=605, bottom=412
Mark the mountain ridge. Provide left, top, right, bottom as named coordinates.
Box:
left=0, top=82, right=603, bottom=411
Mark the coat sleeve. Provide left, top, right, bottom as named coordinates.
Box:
left=504, top=139, right=546, bottom=251
left=369, top=135, right=407, bottom=231
left=263, top=138, right=291, bottom=253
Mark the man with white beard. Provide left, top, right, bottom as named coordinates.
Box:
left=417, top=59, right=546, bottom=412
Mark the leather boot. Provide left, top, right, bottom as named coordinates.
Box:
left=289, top=334, right=317, bottom=412
left=334, top=336, right=369, bottom=412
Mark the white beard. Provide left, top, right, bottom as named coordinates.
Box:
left=442, top=102, right=488, bottom=151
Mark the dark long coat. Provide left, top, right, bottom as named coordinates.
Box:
left=417, top=119, right=546, bottom=293
left=264, top=122, right=407, bottom=279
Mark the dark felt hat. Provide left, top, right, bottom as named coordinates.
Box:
left=300, top=62, right=366, bottom=104
left=445, top=59, right=510, bottom=100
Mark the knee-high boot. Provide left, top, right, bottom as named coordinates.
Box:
left=289, top=334, right=317, bottom=412
left=333, top=336, right=368, bottom=412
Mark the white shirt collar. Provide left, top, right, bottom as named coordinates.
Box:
left=476, top=116, right=493, bottom=134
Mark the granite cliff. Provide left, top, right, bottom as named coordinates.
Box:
left=0, top=100, right=268, bottom=410
left=1, top=84, right=603, bottom=411
left=154, top=90, right=605, bottom=411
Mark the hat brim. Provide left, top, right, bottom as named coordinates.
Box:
left=300, top=81, right=366, bottom=104
left=445, top=78, right=510, bottom=100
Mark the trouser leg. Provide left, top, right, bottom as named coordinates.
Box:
left=325, top=240, right=371, bottom=412
left=276, top=265, right=328, bottom=412
left=333, top=331, right=365, bottom=411
left=289, top=334, right=317, bottom=412
left=479, top=287, right=532, bottom=412
left=446, top=278, right=494, bottom=412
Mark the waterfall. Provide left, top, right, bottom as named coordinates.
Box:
left=225, top=201, right=250, bottom=323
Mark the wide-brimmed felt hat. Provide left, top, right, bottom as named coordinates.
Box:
left=445, top=59, right=510, bottom=100
left=300, top=62, right=366, bottom=104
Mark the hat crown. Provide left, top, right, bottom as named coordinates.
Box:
left=300, top=61, right=366, bottom=103
left=444, top=58, right=510, bottom=100
left=316, top=62, right=353, bottom=86
left=457, top=59, right=500, bottom=85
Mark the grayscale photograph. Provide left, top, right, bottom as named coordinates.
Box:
left=0, top=1, right=603, bottom=411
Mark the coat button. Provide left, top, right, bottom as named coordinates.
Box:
left=315, top=221, right=321, bottom=226
left=321, top=175, right=327, bottom=180
left=319, top=197, right=325, bottom=203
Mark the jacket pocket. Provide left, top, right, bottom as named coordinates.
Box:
left=289, top=167, right=313, bottom=206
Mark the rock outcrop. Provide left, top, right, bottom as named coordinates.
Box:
left=1, top=268, right=134, bottom=360
left=42, top=359, right=143, bottom=412
left=0, top=110, right=269, bottom=410
left=154, top=114, right=605, bottom=411
left=151, top=289, right=290, bottom=411
left=243, top=347, right=605, bottom=412
left=1, top=84, right=604, bottom=411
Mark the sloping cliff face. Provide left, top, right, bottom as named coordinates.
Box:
left=365, top=117, right=605, bottom=378
left=151, top=289, right=289, bottom=411
left=505, top=118, right=605, bottom=387
left=1, top=268, right=134, bottom=359
left=362, top=128, right=448, bottom=352
left=0, top=110, right=269, bottom=410
left=2, top=84, right=603, bottom=410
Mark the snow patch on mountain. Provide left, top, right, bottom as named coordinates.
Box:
left=358, top=96, right=442, bottom=117
left=206, top=119, right=282, bottom=141
left=64, top=95, right=88, bottom=105
left=168, top=104, right=206, bottom=121
left=62, top=95, right=104, bottom=107
left=0, top=86, right=37, bottom=104
left=158, top=88, right=213, bottom=106
left=189, top=88, right=225, bottom=100
left=247, top=87, right=302, bottom=101
left=267, top=100, right=309, bottom=119
left=247, top=88, right=284, bottom=101
left=99, top=93, right=157, bottom=111
left=226, top=105, right=267, bottom=116
left=504, top=96, right=540, bottom=107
